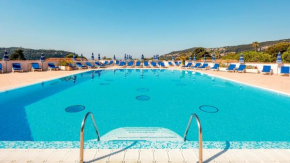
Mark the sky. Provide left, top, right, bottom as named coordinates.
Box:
left=1, top=0, right=290, bottom=59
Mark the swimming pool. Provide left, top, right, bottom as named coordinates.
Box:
left=1, top=69, right=290, bottom=149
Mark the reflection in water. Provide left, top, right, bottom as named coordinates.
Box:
left=91, top=71, right=95, bottom=80
left=41, top=82, right=44, bottom=88
left=73, top=75, right=77, bottom=84
left=211, top=77, right=215, bottom=86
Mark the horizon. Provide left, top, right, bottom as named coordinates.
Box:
left=1, top=0, right=290, bottom=58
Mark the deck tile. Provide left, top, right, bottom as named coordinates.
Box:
left=123, top=149, right=139, bottom=163
left=139, top=149, right=154, bottom=163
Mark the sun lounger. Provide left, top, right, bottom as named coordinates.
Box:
left=95, top=62, right=106, bottom=68
left=0, top=63, right=3, bottom=73
left=159, top=62, right=166, bottom=68
left=190, top=63, right=201, bottom=69
left=151, top=61, right=158, bottom=68
left=69, top=63, right=76, bottom=70
left=127, top=61, right=134, bottom=67
left=174, top=61, right=180, bottom=66
left=103, top=61, right=108, bottom=65
left=136, top=61, right=142, bottom=68
left=76, top=62, right=88, bottom=69
left=119, top=62, right=126, bottom=67
left=12, top=63, right=24, bottom=72
left=235, top=65, right=246, bottom=73
left=48, top=63, right=59, bottom=71
left=85, top=62, right=96, bottom=69
left=144, top=61, right=149, bottom=68
left=261, top=65, right=272, bottom=75
left=31, top=63, right=42, bottom=72
left=280, top=66, right=290, bottom=75
left=226, top=64, right=236, bottom=72
left=198, top=63, right=209, bottom=70
left=182, top=63, right=192, bottom=69
left=210, top=64, right=219, bottom=71
left=107, top=61, right=114, bottom=66
left=115, top=61, right=120, bottom=65
left=168, top=62, right=174, bottom=66
left=157, top=61, right=166, bottom=68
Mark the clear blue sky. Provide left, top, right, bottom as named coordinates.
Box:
left=1, top=0, right=290, bottom=59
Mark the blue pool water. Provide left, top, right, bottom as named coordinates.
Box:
left=0, top=69, right=290, bottom=145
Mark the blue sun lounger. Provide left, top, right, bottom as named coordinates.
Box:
left=280, top=66, right=290, bottom=75
left=12, top=63, right=24, bottom=72
left=0, top=63, right=3, bottom=73
left=210, top=63, right=219, bottom=71
left=115, top=60, right=120, bottom=65
left=191, top=63, right=201, bottom=69
left=69, top=63, right=76, bottom=70
left=158, top=61, right=166, bottom=68
left=160, top=62, right=166, bottom=68
left=151, top=61, right=158, bottom=68
left=85, top=62, right=96, bottom=69
left=235, top=65, right=246, bottom=73
left=31, top=63, right=42, bottom=72
left=95, top=62, right=106, bottom=68
left=226, top=64, right=236, bottom=72
left=136, top=61, right=141, bottom=67
left=144, top=61, right=149, bottom=67
left=182, top=63, right=192, bottom=69
left=76, top=62, right=87, bottom=69
left=119, top=62, right=126, bottom=67
left=168, top=62, right=174, bottom=66
left=127, top=61, right=134, bottom=67
left=198, top=63, right=209, bottom=70
left=48, top=63, right=59, bottom=71
left=174, top=61, right=180, bottom=66
left=261, top=65, right=272, bottom=75
left=107, top=61, right=114, bottom=66
left=103, top=61, right=108, bottom=65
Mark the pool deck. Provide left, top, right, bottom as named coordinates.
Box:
left=1, top=149, right=290, bottom=163
left=1, top=66, right=290, bottom=162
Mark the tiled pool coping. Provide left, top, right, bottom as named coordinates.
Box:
left=1, top=141, right=290, bottom=149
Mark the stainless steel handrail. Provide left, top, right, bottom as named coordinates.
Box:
left=80, top=112, right=100, bottom=163
left=183, top=113, right=203, bottom=163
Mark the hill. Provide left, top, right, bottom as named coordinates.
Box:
left=0, top=47, right=73, bottom=60
left=162, top=39, right=290, bottom=59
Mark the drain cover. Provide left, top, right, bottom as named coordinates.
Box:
left=65, top=105, right=85, bottom=113
left=199, top=105, right=218, bottom=113
left=136, top=95, right=150, bottom=101
left=137, top=88, right=149, bottom=92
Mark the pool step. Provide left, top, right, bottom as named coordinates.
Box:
left=96, top=127, right=183, bottom=141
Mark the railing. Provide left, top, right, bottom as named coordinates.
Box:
left=183, top=113, right=203, bottom=163
left=80, top=112, right=100, bottom=163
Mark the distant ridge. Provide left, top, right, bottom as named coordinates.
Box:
left=0, top=47, right=73, bottom=60
left=163, top=39, right=290, bottom=59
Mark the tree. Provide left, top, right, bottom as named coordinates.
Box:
left=192, top=47, right=210, bottom=60
left=265, top=42, right=290, bottom=58
left=9, top=49, right=26, bottom=60
left=65, top=53, right=78, bottom=58
left=252, top=42, right=259, bottom=51
left=282, top=47, right=290, bottom=63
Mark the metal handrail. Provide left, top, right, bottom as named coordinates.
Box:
left=183, top=113, right=203, bottom=163
left=80, top=112, right=100, bottom=163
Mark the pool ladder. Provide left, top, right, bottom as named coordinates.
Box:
left=79, top=112, right=202, bottom=163
left=184, top=113, right=203, bottom=163
left=80, top=112, right=100, bottom=163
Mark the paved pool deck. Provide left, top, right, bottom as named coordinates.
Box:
left=1, top=149, right=290, bottom=163
left=1, top=66, right=290, bottom=162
